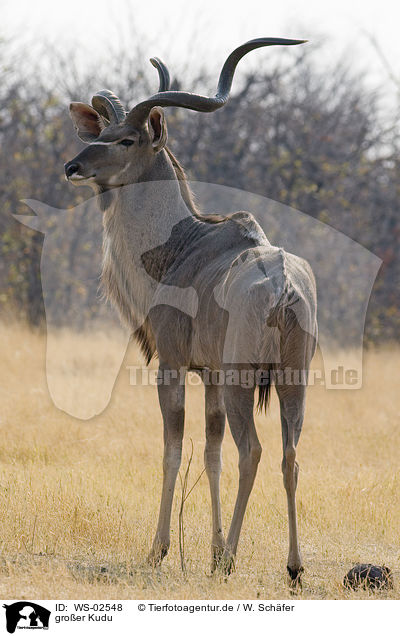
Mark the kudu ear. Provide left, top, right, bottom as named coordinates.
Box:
left=69, top=102, right=105, bottom=142
left=148, top=107, right=167, bottom=152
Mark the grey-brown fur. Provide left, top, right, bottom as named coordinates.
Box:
left=65, top=38, right=317, bottom=581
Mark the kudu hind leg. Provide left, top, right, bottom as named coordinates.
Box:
left=148, top=370, right=185, bottom=566
left=276, top=384, right=305, bottom=583
left=222, top=385, right=261, bottom=573
left=204, top=384, right=226, bottom=571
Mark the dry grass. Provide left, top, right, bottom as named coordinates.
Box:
left=0, top=324, right=399, bottom=600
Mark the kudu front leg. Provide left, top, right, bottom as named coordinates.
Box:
left=204, top=383, right=226, bottom=571
left=148, top=366, right=185, bottom=566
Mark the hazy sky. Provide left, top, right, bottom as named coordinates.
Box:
left=3, top=0, right=400, bottom=95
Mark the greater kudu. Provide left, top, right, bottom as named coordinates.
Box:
left=65, top=38, right=317, bottom=583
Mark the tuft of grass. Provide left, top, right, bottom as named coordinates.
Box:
left=0, top=324, right=399, bottom=599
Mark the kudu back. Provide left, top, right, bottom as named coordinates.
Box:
left=65, top=38, right=317, bottom=583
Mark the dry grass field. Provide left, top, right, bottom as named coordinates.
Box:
left=0, top=324, right=399, bottom=600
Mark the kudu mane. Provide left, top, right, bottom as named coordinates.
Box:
left=164, top=147, right=225, bottom=224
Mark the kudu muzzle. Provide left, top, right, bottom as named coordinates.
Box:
left=64, top=145, right=106, bottom=181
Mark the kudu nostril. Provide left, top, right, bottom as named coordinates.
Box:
left=65, top=162, right=80, bottom=178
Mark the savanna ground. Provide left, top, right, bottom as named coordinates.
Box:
left=0, top=325, right=399, bottom=600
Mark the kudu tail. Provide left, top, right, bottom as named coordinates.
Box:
left=256, top=282, right=300, bottom=413
left=257, top=376, right=272, bottom=413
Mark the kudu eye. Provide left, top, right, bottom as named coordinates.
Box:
left=118, top=139, right=134, bottom=147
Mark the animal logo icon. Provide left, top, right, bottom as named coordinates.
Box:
left=2, top=602, right=51, bottom=633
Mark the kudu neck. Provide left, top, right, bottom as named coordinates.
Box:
left=138, top=148, right=200, bottom=217
left=103, top=147, right=197, bottom=267
left=138, top=149, right=177, bottom=183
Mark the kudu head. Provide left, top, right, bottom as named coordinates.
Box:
left=65, top=38, right=305, bottom=190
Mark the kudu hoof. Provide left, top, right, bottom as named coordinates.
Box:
left=147, top=544, right=169, bottom=568
left=215, top=550, right=236, bottom=577
left=287, top=565, right=304, bottom=589
left=210, top=545, right=226, bottom=574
